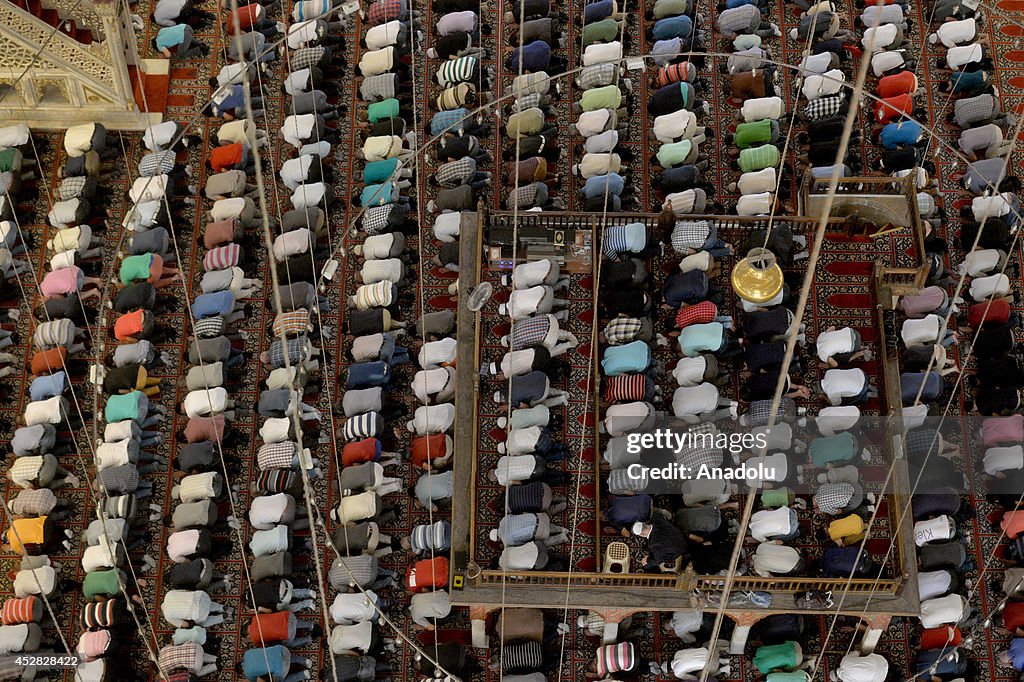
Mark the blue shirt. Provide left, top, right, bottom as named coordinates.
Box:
left=1011, top=638, right=1024, bottom=671
left=601, top=341, right=651, bottom=376
left=430, top=108, right=469, bottom=136
left=583, top=172, right=625, bottom=198
left=652, top=15, right=693, bottom=40
left=347, top=361, right=392, bottom=389
left=606, top=494, right=652, bottom=529
left=242, top=646, right=287, bottom=679
left=663, top=270, right=708, bottom=307
left=879, top=119, right=922, bottom=149
left=511, top=41, right=551, bottom=72
left=584, top=0, right=615, bottom=23
left=156, top=24, right=188, bottom=50
left=363, top=158, right=399, bottom=185
left=679, top=322, right=724, bottom=357
left=213, top=85, right=246, bottom=115
left=30, top=372, right=67, bottom=402
left=192, top=291, right=235, bottom=319
left=810, top=164, right=850, bottom=179
left=361, top=181, right=396, bottom=207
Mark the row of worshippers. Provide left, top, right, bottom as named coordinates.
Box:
left=502, top=0, right=566, bottom=211
left=323, top=0, right=460, bottom=674
left=0, top=123, right=91, bottom=675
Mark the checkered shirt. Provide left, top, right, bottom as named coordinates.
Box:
left=743, top=398, right=796, bottom=428
left=512, top=93, right=544, bottom=112
left=955, top=94, right=996, bottom=127
left=257, top=442, right=298, bottom=470
left=290, top=46, right=326, bottom=71
left=608, top=467, right=648, bottom=493
left=509, top=315, right=551, bottom=351
left=367, top=0, right=404, bottom=24
left=717, top=5, right=760, bottom=34
left=361, top=205, right=395, bottom=235
left=273, top=309, right=311, bottom=337
left=804, top=93, right=846, bottom=121
left=506, top=184, right=540, bottom=210
left=435, top=157, right=476, bottom=187
left=268, top=337, right=311, bottom=368
left=677, top=440, right=723, bottom=471
left=431, top=109, right=467, bottom=135
left=330, top=555, right=377, bottom=588
left=603, top=317, right=643, bottom=345
left=815, top=482, right=855, bottom=515
left=10, top=489, right=56, bottom=516
left=361, top=74, right=398, bottom=101
left=675, top=301, right=717, bottom=330
left=193, top=316, right=225, bottom=340
left=158, top=643, right=200, bottom=673
left=57, top=176, right=88, bottom=201
left=138, top=150, right=177, bottom=177
left=577, top=63, right=617, bottom=90
left=497, top=514, right=537, bottom=545
left=671, top=220, right=711, bottom=253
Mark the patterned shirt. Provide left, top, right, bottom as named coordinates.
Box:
left=577, top=63, right=618, bottom=90
left=289, top=46, right=326, bottom=71
left=512, top=93, right=545, bottom=112
left=435, top=157, right=476, bottom=187
left=603, top=375, right=650, bottom=403
left=436, top=56, right=477, bottom=87
left=410, top=520, right=452, bottom=554
left=204, top=243, right=241, bottom=271
left=954, top=94, right=997, bottom=127
left=158, top=643, right=202, bottom=673
left=804, top=93, right=846, bottom=120
left=273, top=310, right=311, bottom=337
left=329, top=555, right=378, bottom=589
left=343, top=412, right=382, bottom=440
left=367, top=0, right=406, bottom=24
left=603, top=317, right=644, bottom=345
left=9, top=489, right=56, bottom=516
left=360, top=73, right=398, bottom=101
left=815, top=482, right=855, bottom=515
left=671, top=220, right=711, bottom=252
left=361, top=205, right=397, bottom=235
left=192, top=316, right=226, bottom=340
left=675, top=301, right=718, bottom=329
left=267, top=337, right=312, bottom=368
left=509, top=315, right=552, bottom=350
left=1, top=597, right=37, bottom=625
left=742, top=398, right=796, bottom=428
left=257, top=442, right=298, bottom=470
left=138, top=150, right=177, bottom=177
left=33, top=318, right=75, bottom=347
left=596, top=643, right=635, bottom=676
left=57, top=176, right=88, bottom=201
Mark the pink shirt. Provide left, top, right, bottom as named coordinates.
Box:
left=982, top=415, right=1024, bottom=447
left=40, top=266, right=82, bottom=297
left=78, top=630, right=111, bottom=661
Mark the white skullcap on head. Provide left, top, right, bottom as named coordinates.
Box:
left=632, top=521, right=646, bottom=535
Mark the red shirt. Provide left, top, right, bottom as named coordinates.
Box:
left=604, top=375, right=649, bottom=403
left=114, top=309, right=146, bottom=341
left=184, top=415, right=226, bottom=443
left=1, top=597, right=37, bottom=625
left=877, top=71, right=917, bottom=98
left=920, top=626, right=961, bottom=650
left=411, top=434, right=448, bottom=468
left=407, top=557, right=449, bottom=592
left=675, top=300, right=718, bottom=330
left=968, top=299, right=1010, bottom=328
left=31, top=347, right=67, bottom=376
left=225, top=4, right=260, bottom=34
left=209, top=143, right=244, bottom=172
left=875, top=93, right=914, bottom=123
left=1005, top=602, right=1024, bottom=633
left=342, top=438, right=381, bottom=466
left=1002, top=510, right=1024, bottom=539
left=248, top=611, right=291, bottom=644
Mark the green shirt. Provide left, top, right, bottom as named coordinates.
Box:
left=808, top=431, right=856, bottom=468
left=760, top=487, right=791, bottom=509
left=767, top=673, right=809, bottom=682
left=367, top=98, right=400, bottom=123
left=738, top=144, right=780, bottom=173
left=0, top=149, right=17, bottom=173
left=582, top=19, right=621, bottom=46
left=363, top=158, right=399, bottom=184
left=654, top=0, right=690, bottom=19
left=119, top=254, right=153, bottom=286
left=735, top=119, right=774, bottom=149
left=580, top=85, right=622, bottom=112
left=83, top=569, right=123, bottom=599
left=754, top=642, right=800, bottom=674
left=656, top=140, right=693, bottom=168
left=105, top=392, right=142, bottom=423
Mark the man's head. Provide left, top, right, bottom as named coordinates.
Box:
left=632, top=521, right=652, bottom=537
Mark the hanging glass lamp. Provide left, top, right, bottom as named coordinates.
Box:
left=731, top=247, right=784, bottom=304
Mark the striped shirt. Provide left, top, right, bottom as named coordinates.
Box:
left=1, top=597, right=37, bottom=625
left=81, top=599, right=123, bottom=629
left=353, top=281, right=395, bottom=309
left=342, top=412, right=383, bottom=440
left=502, top=641, right=544, bottom=673
left=738, top=144, right=780, bottom=173
left=33, top=318, right=75, bottom=347
left=257, top=442, right=298, bottom=470
left=273, top=310, right=311, bottom=337
left=436, top=56, right=477, bottom=87
left=254, top=469, right=298, bottom=494
left=410, top=521, right=452, bottom=554
left=138, top=150, right=177, bottom=177
left=204, top=243, right=241, bottom=271
left=596, top=643, right=636, bottom=676
left=603, top=375, right=650, bottom=403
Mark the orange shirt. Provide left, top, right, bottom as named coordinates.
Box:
left=407, top=557, right=449, bottom=592
left=411, top=434, right=449, bottom=468
left=226, top=4, right=260, bottom=34
left=342, top=438, right=381, bottom=466
left=877, top=71, right=917, bottom=98
left=31, top=347, right=67, bottom=376
left=8, top=517, right=46, bottom=554
left=114, top=309, right=145, bottom=341
left=210, top=143, right=244, bottom=172
left=247, top=611, right=291, bottom=644
left=874, top=93, right=914, bottom=124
